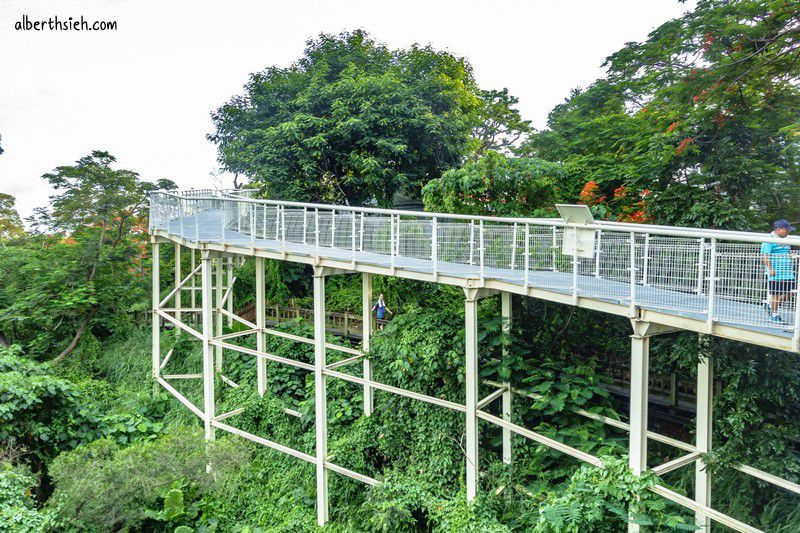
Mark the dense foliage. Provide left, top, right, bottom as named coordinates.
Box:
left=524, top=0, right=800, bottom=229
left=0, top=151, right=174, bottom=359
left=422, top=150, right=563, bottom=217
left=209, top=30, right=529, bottom=206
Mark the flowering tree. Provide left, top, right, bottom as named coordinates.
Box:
left=525, top=0, right=800, bottom=230
left=0, top=152, right=175, bottom=360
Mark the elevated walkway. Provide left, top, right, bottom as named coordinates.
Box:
left=150, top=190, right=800, bottom=352
left=149, top=189, right=800, bottom=533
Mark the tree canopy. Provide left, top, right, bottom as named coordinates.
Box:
left=422, top=150, right=563, bottom=217
left=0, top=151, right=175, bottom=360
left=0, top=194, right=23, bottom=241
left=525, top=0, right=800, bottom=229
left=210, top=30, right=529, bottom=206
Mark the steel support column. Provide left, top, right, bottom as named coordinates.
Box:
left=464, top=288, right=480, bottom=501
left=629, top=326, right=650, bottom=533
left=362, top=272, right=373, bottom=416
left=152, top=242, right=160, bottom=382
left=627, top=321, right=676, bottom=531
left=190, top=249, right=196, bottom=311
left=313, top=271, right=329, bottom=525
left=255, top=256, right=267, bottom=397
left=226, top=257, right=233, bottom=327
left=201, top=252, right=216, bottom=442
left=174, top=244, right=181, bottom=324
left=695, top=334, right=713, bottom=529
left=215, top=258, right=224, bottom=372
left=628, top=319, right=676, bottom=532
left=501, top=291, right=513, bottom=464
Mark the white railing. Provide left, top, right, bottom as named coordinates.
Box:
left=149, top=190, right=800, bottom=342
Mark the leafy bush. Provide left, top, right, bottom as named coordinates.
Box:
left=0, top=463, right=54, bottom=532
left=47, top=427, right=250, bottom=531
left=530, top=456, right=693, bottom=532
left=0, top=348, right=163, bottom=463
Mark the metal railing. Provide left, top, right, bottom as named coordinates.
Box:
left=150, top=190, right=800, bottom=344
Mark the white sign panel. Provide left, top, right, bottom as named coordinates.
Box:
left=556, top=204, right=596, bottom=259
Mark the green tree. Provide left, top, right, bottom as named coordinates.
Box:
left=0, top=151, right=175, bottom=359
left=0, top=194, right=23, bottom=241
left=526, top=0, right=800, bottom=229
left=210, top=30, right=485, bottom=206
left=472, top=88, right=532, bottom=159
left=422, top=150, right=563, bottom=217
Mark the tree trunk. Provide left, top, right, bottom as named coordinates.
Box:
left=52, top=307, right=97, bottom=363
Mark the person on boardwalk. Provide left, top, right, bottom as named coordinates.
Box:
left=372, top=293, right=393, bottom=330
left=761, top=219, right=796, bottom=324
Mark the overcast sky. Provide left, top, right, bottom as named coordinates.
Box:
left=0, top=0, right=694, bottom=219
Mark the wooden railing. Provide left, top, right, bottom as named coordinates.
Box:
left=238, top=302, right=389, bottom=339
left=240, top=303, right=695, bottom=411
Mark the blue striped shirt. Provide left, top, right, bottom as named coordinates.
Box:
left=760, top=232, right=794, bottom=281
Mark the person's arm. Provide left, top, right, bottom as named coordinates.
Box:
left=763, top=255, right=775, bottom=277
left=761, top=243, right=775, bottom=277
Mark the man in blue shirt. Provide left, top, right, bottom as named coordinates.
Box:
left=761, top=219, right=796, bottom=324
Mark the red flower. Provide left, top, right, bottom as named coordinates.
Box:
left=677, top=137, right=694, bottom=155
left=579, top=181, right=606, bottom=205
left=703, top=32, right=716, bottom=51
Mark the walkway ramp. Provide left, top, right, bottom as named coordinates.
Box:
left=150, top=190, right=800, bottom=352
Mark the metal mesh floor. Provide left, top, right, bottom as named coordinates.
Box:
left=165, top=210, right=793, bottom=341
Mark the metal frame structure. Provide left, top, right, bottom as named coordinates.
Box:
left=150, top=190, right=800, bottom=531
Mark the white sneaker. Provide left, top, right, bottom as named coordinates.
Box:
left=770, top=314, right=786, bottom=325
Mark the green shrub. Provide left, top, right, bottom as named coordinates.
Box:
left=0, top=349, right=164, bottom=463
left=529, top=456, right=694, bottom=532
left=47, top=427, right=250, bottom=531
left=0, top=463, right=54, bottom=532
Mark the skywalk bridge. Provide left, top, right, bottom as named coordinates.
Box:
left=149, top=189, right=800, bottom=532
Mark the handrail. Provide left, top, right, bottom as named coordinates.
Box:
left=149, top=189, right=800, bottom=340
left=150, top=189, right=800, bottom=245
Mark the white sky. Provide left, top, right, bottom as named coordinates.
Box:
left=0, top=0, right=693, bottom=220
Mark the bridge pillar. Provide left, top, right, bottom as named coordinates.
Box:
left=255, top=256, right=267, bottom=397
left=226, top=257, right=234, bottom=327
left=628, top=320, right=676, bottom=532
left=174, top=244, right=181, bottom=325
left=464, top=286, right=497, bottom=501
left=190, top=249, right=196, bottom=311
left=152, top=242, right=160, bottom=384
left=501, top=291, right=512, bottom=464
left=200, top=251, right=216, bottom=443
left=465, top=289, right=479, bottom=501
left=362, top=273, right=373, bottom=416
left=215, top=257, right=224, bottom=372
left=313, top=267, right=329, bottom=525
left=695, top=334, right=713, bottom=529
left=629, top=328, right=649, bottom=533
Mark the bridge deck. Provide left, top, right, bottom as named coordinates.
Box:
left=158, top=209, right=795, bottom=349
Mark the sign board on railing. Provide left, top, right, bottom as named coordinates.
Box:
left=556, top=204, right=596, bottom=258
